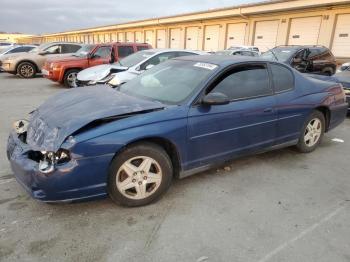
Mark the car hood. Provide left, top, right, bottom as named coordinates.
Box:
left=77, top=64, right=129, bottom=82
left=26, top=85, right=164, bottom=152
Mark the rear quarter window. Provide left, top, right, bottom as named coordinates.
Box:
left=270, top=63, right=294, bottom=93
left=118, top=46, right=134, bottom=58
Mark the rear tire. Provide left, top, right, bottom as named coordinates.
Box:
left=17, top=62, right=36, bottom=78
left=108, top=142, right=173, bottom=207
left=322, top=67, right=334, bottom=76
left=63, top=69, right=80, bottom=88
left=296, top=110, right=325, bottom=153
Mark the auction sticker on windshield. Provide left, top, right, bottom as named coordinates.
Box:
left=194, top=62, right=218, bottom=71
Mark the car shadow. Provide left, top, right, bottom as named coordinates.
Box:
left=3, top=135, right=340, bottom=216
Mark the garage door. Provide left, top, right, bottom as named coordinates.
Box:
left=254, top=20, right=279, bottom=52
left=204, top=25, right=220, bottom=51
left=186, top=27, right=200, bottom=50
left=135, top=31, right=142, bottom=43
left=226, top=23, right=247, bottom=48
left=157, top=29, right=166, bottom=48
left=111, top=33, right=117, bottom=42
left=104, top=33, right=110, bottom=42
left=117, top=32, right=125, bottom=42
left=126, top=32, right=134, bottom=42
left=144, top=30, right=154, bottom=46
left=170, top=28, right=182, bottom=49
left=332, top=14, right=350, bottom=57
left=288, top=16, right=322, bottom=45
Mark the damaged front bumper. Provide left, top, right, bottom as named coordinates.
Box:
left=6, top=130, right=111, bottom=203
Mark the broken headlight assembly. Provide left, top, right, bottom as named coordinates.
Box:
left=38, top=149, right=71, bottom=174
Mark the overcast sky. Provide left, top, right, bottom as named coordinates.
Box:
left=0, top=0, right=262, bottom=34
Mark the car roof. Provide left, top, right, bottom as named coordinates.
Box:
left=275, top=45, right=328, bottom=50
left=174, top=54, right=272, bottom=67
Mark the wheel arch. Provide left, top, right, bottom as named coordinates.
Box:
left=113, top=137, right=182, bottom=178
left=16, top=60, right=39, bottom=73
left=315, top=106, right=330, bottom=132
left=63, top=67, right=83, bottom=75
left=62, top=67, right=83, bottom=83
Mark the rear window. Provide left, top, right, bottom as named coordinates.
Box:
left=136, top=46, right=149, bottom=51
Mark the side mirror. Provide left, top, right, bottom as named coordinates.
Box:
left=202, top=92, right=230, bottom=106
left=38, top=51, right=48, bottom=55
left=145, top=64, right=155, bottom=70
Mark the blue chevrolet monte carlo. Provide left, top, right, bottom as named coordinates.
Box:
left=7, top=55, right=348, bottom=206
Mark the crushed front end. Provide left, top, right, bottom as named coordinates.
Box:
left=6, top=119, right=109, bottom=203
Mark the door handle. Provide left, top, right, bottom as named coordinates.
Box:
left=263, top=108, right=274, bottom=113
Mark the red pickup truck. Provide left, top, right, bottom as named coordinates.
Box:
left=42, top=42, right=152, bottom=87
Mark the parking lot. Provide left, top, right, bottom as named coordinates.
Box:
left=0, top=73, right=349, bottom=262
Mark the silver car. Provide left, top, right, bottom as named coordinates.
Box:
left=0, top=42, right=82, bottom=78
left=77, top=49, right=207, bottom=87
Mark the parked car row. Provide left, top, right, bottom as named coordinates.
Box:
left=6, top=51, right=349, bottom=206
left=41, top=42, right=151, bottom=87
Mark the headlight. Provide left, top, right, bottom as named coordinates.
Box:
left=97, top=74, right=115, bottom=84
left=38, top=149, right=71, bottom=174
left=108, top=75, right=121, bottom=87
left=344, top=89, right=350, bottom=95
left=13, top=119, right=29, bottom=134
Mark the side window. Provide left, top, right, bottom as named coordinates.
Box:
left=270, top=64, right=294, bottom=93
left=136, top=46, right=149, bottom=51
left=176, top=51, right=196, bottom=57
left=44, top=45, right=61, bottom=54
left=62, top=44, right=81, bottom=53
left=118, top=46, right=134, bottom=58
left=140, top=52, right=177, bottom=70
left=241, top=51, right=254, bottom=56
left=307, top=48, right=321, bottom=59
left=210, top=65, right=272, bottom=100
left=93, top=46, right=112, bottom=58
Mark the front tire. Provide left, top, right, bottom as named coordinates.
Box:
left=17, top=62, right=36, bottom=78
left=63, top=69, right=80, bottom=88
left=296, top=110, right=325, bottom=153
left=108, top=142, right=173, bottom=207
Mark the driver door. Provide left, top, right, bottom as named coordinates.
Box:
left=88, top=46, right=113, bottom=67
left=186, top=63, right=277, bottom=170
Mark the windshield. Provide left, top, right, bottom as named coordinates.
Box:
left=261, top=47, right=299, bottom=62
left=118, top=50, right=156, bottom=67
left=74, top=44, right=95, bottom=57
left=119, top=59, right=217, bottom=104
left=0, top=46, right=13, bottom=54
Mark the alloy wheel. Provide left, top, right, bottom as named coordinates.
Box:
left=67, top=72, right=78, bottom=87
left=20, top=65, right=34, bottom=77
left=304, top=118, right=322, bottom=147
left=116, top=156, right=162, bottom=200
